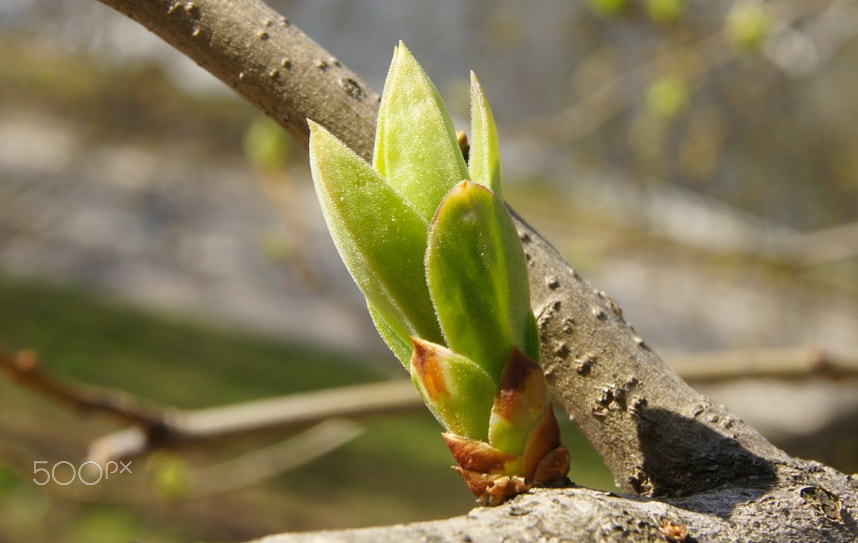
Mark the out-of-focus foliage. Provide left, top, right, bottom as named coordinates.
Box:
left=564, top=0, right=858, bottom=230
left=244, top=115, right=293, bottom=176
left=148, top=453, right=192, bottom=502
left=645, top=76, right=689, bottom=119
left=587, top=0, right=628, bottom=18
left=726, top=4, right=771, bottom=52
left=646, top=0, right=684, bottom=24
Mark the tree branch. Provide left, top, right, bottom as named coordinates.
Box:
left=0, top=348, right=166, bottom=429
left=89, top=1, right=858, bottom=541
left=248, top=482, right=858, bottom=542
left=96, top=0, right=379, bottom=156
left=87, top=379, right=421, bottom=463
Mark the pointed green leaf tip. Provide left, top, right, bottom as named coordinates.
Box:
left=426, top=181, right=540, bottom=382
left=308, top=121, right=443, bottom=362
left=468, top=72, right=503, bottom=195
left=373, top=41, right=469, bottom=222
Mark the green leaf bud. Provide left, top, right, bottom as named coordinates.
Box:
left=309, top=43, right=568, bottom=504
left=426, top=180, right=540, bottom=381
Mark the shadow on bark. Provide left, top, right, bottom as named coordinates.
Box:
left=634, top=407, right=777, bottom=506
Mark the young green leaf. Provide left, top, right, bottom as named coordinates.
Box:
left=368, top=302, right=414, bottom=366
left=410, top=338, right=496, bottom=441
left=309, top=121, right=443, bottom=356
left=468, top=72, right=503, bottom=195
left=373, top=42, right=470, bottom=221
left=426, top=181, right=540, bottom=381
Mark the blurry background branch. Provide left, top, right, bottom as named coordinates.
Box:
left=0, top=347, right=421, bottom=464
left=163, top=419, right=364, bottom=501
left=790, top=220, right=858, bottom=268
left=1, top=348, right=166, bottom=429
left=4, top=344, right=855, bottom=467
left=86, top=379, right=420, bottom=463
left=668, top=346, right=858, bottom=382
left=523, top=33, right=732, bottom=144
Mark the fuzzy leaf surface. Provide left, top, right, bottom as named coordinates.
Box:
left=410, top=338, right=496, bottom=441
left=468, top=72, right=503, bottom=195
left=426, top=181, right=539, bottom=381
left=309, top=122, right=443, bottom=360
left=368, top=302, right=415, bottom=366
left=373, top=42, right=469, bottom=222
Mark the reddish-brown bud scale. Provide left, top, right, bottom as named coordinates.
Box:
left=411, top=338, right=449, bottom=400
left=442, top=349, right=570, bottom=505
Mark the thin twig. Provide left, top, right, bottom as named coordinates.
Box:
left=183, top=418, right=364, bottom=500
left=791, top=220, right=858, bottom=267
left=86, top=377, right=423, bottom=461
left=668, top=347, right=858, bottom=382
left=5, top=344, right=856, bottom=465
left=1, top=347, right=422, bottom=463
left=0, top=348, right=167, bottom=429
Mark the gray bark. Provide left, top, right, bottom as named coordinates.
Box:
left=97, top=1, right=858, bottom=541
left=256, top=478, right=857, bottom=543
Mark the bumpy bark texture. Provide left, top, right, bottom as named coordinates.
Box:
left=99, top=1, right=858, bottom=541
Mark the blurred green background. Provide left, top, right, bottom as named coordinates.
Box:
left=1, top=1, right=857, bottom=541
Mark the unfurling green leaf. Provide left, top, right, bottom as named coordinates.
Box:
left=367, top=302, right=413, bottom=366
left=373, top=42, right=469, bottom=222
left=426, top=181, right=539, bottom=381
left=309, top=121, right=443, bottom=362
left=468, top=72, right=503, bottom=195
